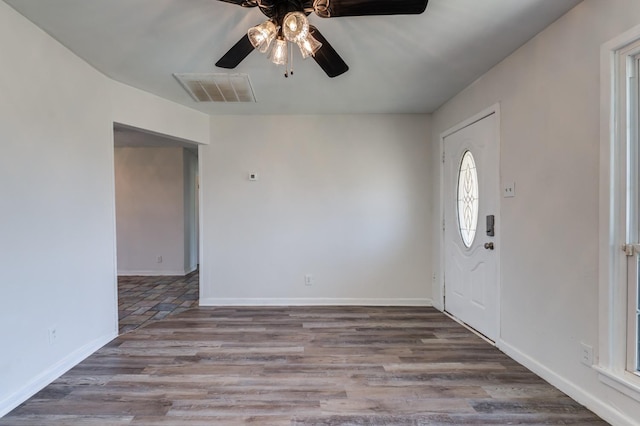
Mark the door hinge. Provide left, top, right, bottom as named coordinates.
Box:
left=622, top=243, right=640, bottom=256
left=442, top=219, right=445, bottom=231
left=442, top=152, right=445, bottom=163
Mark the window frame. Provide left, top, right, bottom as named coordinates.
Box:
left=598, top=24, right=640, bottom=401
left=627, top=53, right=640, bottom=375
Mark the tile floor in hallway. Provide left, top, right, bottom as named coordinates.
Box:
left=117, top=270, right=199, bottom=334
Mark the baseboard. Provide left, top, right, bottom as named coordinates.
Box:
left=498, top=340, right=637, bottom=426
left=199, top=297, right=433, bottom=307
left=0, top=331, right=116, bottom=418
left=117, top=270, right=190, bottom=276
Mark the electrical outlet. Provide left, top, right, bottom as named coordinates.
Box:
left=581, top=342, right=593, bottom=366
left=304, top=274, right=313, bottom=286
left=503, top=181, right=516, bottom=198
left=157, top=256, right=163, bottom=263
left=48, top=327, right=57, bottom=345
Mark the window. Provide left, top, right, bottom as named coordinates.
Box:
left=457, top=150, right=479, bottom=248
left=629, top=53, right=640, bottom=374
left=598, top=26, right=640, bottom=400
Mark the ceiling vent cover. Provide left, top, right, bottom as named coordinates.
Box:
left=173, top=73, right=256, bottom=103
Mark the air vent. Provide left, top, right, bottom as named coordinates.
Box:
left=173, top=73, right=256, bottom=103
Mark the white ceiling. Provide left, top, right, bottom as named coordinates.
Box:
left=5, top=0, right=581, bottom=115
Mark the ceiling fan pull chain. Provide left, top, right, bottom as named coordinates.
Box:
left=290, top=44, right=294, bottom=76
left=284, top=43, right=289, bottom=78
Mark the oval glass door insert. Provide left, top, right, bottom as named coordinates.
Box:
left=457, top=150, right=479, bottom=248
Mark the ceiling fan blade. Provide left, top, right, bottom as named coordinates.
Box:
left=215, top=34, right=255, bottom=69
left=216, top=0, right=258, bottom=7
left=309, top=26, right=349, bottom=78
left=316, top=0, right=428, bottom=17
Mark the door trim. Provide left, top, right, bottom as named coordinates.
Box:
left=438, top=103, right=501, bottom=341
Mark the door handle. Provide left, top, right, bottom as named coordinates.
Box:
left=484, top=242, right=494, bottom=250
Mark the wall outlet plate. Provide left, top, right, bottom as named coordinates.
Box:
left=48, top=327, right=57, bottom=345
left=581, top=342, right=594, bottom=366
left=503, top=181, right=516, bottom=198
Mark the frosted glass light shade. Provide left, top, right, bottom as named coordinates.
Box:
left=268, top=38, right=288, bottom=65
left=282, top=12, right=309, bottom=42
left=298, top=33, right=322, bottom=58
left=248, top=20, right=277, bottom=53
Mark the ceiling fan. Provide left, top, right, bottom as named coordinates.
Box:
left=215, top=0, right=429, bottom=78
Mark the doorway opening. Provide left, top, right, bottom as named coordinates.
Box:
left=113, top=123, right=201, bottom=334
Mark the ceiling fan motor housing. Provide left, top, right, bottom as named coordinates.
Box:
left=259, top=0, right=311, bottom=20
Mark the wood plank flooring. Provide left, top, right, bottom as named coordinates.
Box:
left=1, top=307, right=607, bottom=425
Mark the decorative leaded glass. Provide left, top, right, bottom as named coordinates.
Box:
left=457, top=151, right=479, bottom=248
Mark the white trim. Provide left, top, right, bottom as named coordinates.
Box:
left=197, top=144, right=206, bottom=308
left=199, top=298, right=433, bottom=307
left=599, top=22, right=640, bottom=402
left=438, top=103, right=501, bottom=340
left=0, top=332, right=115, bottom=418
left=117, top=269, right=193, bottom=276
left=440, top=104, right=501, bottom=140
left=109, top=124, right=120, bottom=336
left=499, top=340, right=638, bottom=426
left=595, top=366, right=640, bottom=403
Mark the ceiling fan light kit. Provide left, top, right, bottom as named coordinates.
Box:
left=216, top=0, right=429, bottom=78
left=298, top=33, right=322, bottom=58
left=282, top=11, right=309, bottom=42
left=268, top=37, right=289, bottom=65
left=249, top=11, right=323, bottom=75
left=247, top=20, right=277, bottom=53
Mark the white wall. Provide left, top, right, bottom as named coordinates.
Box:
left=114, top=147, right=187, bottom=275
left=0, top=1, right=116, bottom=414
left=111, top=82, right=209, bottom=146
left=431, top=0, right=640, bottom=424
left=0, top=2, right=210, bottom=416
left=201, top=114, right=432, bottom=305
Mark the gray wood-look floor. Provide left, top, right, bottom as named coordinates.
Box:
left=1, top=307, right=607, bottom=425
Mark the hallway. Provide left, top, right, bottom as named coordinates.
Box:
left=117, top=271, right=199, bottom=334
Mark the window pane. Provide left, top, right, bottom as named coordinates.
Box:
left=636, top=254, right=640, bottom=372
left=635, top=57, right=640, bottom=373
left=637, top=256, right=640, bottom=371
left=457, top=151, right=479, bottom=248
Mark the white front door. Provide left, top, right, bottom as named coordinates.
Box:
left=444, top=112, right=499, bottom=341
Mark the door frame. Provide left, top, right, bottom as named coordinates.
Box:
left=111, top=122, right=204, bottom=333
left=438, top=103, right=502, bottom=341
